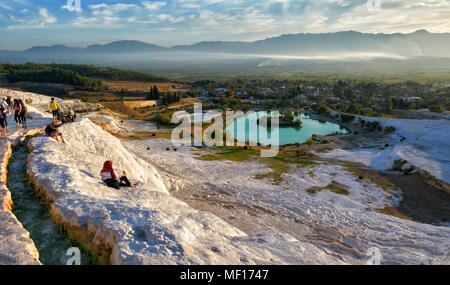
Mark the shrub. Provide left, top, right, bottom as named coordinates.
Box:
left=306, top=139, right=315, bottom=146
left=153, top=112, right=173, bottom=125
left=340, top=114, right=355, bottom=123
left=365, top=121, right=382, bottom=132
left=428, top=104, right=444, bottom=113
left=384, top=126, right=396, bottom=134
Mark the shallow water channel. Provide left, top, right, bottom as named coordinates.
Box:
left=7, top=143, right=98, bottom=265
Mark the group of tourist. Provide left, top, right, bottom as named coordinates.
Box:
left=2, top=94, right=135, bottom=189
left=49, top=99, right=136, bottom=189
left=0, top=96, right=28, bottom=136
left=3, top=96, right=135, bottom=190
left=44, top=97, right=76, bottom=144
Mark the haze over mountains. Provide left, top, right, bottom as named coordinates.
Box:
left=4, top=30, right=450, bottom=58
left=1, top=30, right=450, bottom=81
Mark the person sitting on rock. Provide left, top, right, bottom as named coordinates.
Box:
left=100, top=160, right=137, bottom=189
left=44, top=122, right=66, bottom=143
left=66, top=107, right=76, bottom=122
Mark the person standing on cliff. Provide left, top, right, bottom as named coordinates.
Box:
left=5, top=96, right=13, bottom=113
left=50, top=97, right=59, bottom=122
left=18, top=99, right=27, bottom=129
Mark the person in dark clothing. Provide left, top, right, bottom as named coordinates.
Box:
left=18, top=99, right=27, bottom=128
left=6, top=96, right=13, bottom=112
left=0, top=98, right=8, bottom=134
left=13, top=99, right=22, bottom=127
left=45, top=122, right=66, bottom=143
left=100, top=161, right=137, bottom=189
left=0, top=107, right=6, bottom=136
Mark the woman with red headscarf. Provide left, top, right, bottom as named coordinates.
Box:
left=100, top=161, right=137, bottom=189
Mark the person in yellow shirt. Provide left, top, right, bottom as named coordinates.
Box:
left=66, top=107, right=76, bottom=122
left=50, top=97, right=58, bottom=122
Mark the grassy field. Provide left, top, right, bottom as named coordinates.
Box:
left=103, top=81, right=188, bottom=93
left=99, top=98, right=200, bottom=120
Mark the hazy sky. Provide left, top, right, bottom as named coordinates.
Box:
left=0, top=0, right=449, bottom=50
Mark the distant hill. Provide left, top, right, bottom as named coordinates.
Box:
left=25, top=45, right=82, bottom=54
left=14, top=30, right=450, bottom=58
left=85, top=40, right=164, bottom=53
left=171, top=30, right=450, bottom=57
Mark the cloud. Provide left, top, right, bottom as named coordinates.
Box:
left=7, top=7, right=57, bottom=29
left=71, top=3, right=139, bottom=28
left=2, top=0, right=449, bottom=46
left=142, top=1, right=167, bottom=11
left=0, top=2, right=14, bottom=11
left=323, top=0, right=450, bottom=34
left=39, top=8, right=57, bottom=24
left=156, top=14, right=185, bottom=23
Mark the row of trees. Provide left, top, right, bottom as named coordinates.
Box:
left=162, top=92, right=180, bottom=105
left=148, top=85, right=160, bottom=100
left=1, top=62, right=172, bottom=91
left=147, top=86, right=180, bottom=105
left=50, top=64, right=169, bottom=82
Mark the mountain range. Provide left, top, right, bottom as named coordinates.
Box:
left=10, top=30, right=450, bottom=58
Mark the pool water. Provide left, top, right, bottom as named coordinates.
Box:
left=225, top=112, right=347, bottom=146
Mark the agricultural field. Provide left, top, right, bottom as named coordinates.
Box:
left=103, top=81, right=189, bottom=93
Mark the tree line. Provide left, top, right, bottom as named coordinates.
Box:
left=162, top=92, right=180, bottom=105
left=0, top=62, right=171, bottom=91
left=148, top=85, right=160, bottom=100
left=49, top=64, right=169, bottom=82
left=147, top=85, right=180, bottom=105
left=3, top=63, right=105, bottom=91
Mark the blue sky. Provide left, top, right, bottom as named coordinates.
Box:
left=0, top=0, right=449, bottom=50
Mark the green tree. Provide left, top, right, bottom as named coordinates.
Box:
left=386, top=96, right=393, bottom=114
left=428, top=104, right=444, bottom=113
